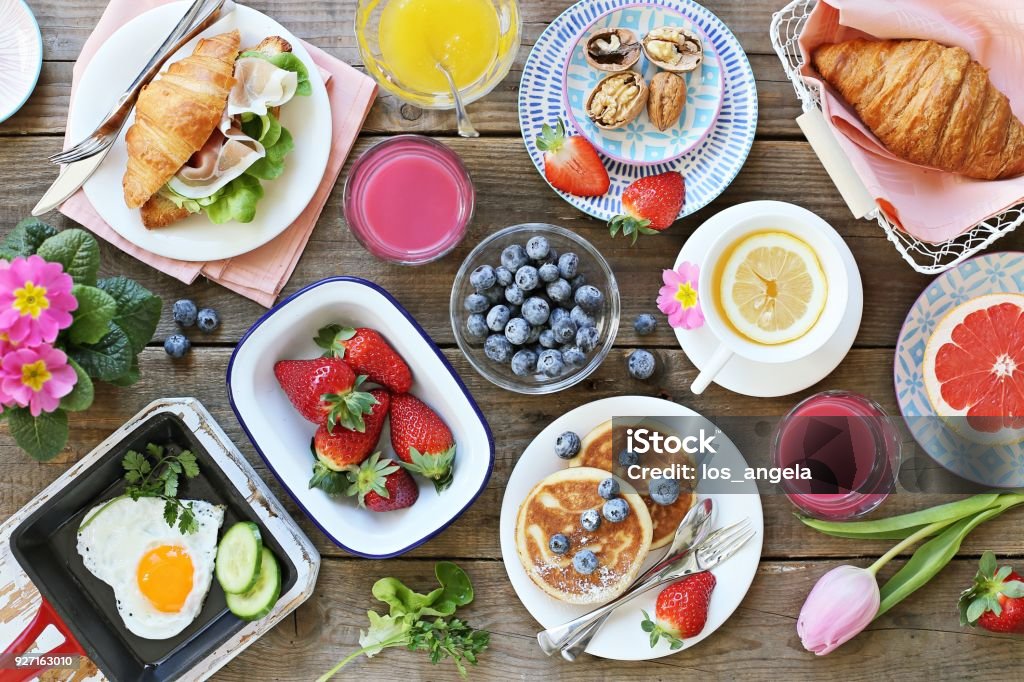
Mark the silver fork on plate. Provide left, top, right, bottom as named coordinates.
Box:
left=50, top=0, right=230, bottom=165
left=536, top=517, right=756, bottom=657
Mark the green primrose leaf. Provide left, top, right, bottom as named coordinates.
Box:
left=60, top=357, right=94, bottom=412
left=36, top=229, right=101, bottom=286
left=1, top=218, right=59, bottom=258
left=97, top=276, right=162, bottom=355
left=68, top=285, right=118, bottom=345
left=68, top=323, right=133, bottom=381
left=8, top=408, right=68, bottom=461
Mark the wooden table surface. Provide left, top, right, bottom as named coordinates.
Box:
left=3, top=1, right=1024, bottom=680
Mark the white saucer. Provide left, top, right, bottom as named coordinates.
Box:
left=673, top=201, right=863, bottom=398
left=499, top=396, right=763, bottom=661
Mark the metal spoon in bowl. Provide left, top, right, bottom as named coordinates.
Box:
left=437, top=62, right=480, bottom=138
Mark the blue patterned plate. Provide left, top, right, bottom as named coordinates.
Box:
left=895, top=252, right=1024, bottom=487
left=563, top=5, right=724, bottom=165
left=519, top=0, right=757, bottom=221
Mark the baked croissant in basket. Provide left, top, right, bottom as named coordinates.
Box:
left=122, top=30, right=241, bottom=209
left=812, top=38, right=1024, bottom=181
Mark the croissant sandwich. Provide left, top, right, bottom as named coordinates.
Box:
left=122, top=29, right=313, bottom=229
left=812, top=38, right=1024, bottom=181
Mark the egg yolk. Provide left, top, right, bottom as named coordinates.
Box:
left=136, top=545, right=194, bottom=613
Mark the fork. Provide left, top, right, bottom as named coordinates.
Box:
left=536, top=517, right=756, bottom=657
left=50, top=0, right=229, bottom=166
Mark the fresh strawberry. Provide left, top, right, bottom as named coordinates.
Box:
left=389, top=393, right=456, bottom=493
left=315, top=324, right=413, bottom=394
left=609, top=171, right=685, bottom=243
left=308, top=389, right=391, bottom=493
left=274, top=357, right=378, bottom=431
left=959, top=551, right=1024, bottom=633
left=345, top=452, right=419, bottom=512
left=535, top=118, right=610, bottom=197
left=640, top=571, right=716, bottom=649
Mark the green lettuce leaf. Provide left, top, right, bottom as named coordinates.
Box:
left=238, top=50, right=312, bottom=97
left=204, top=175, right=265, bottom=224
left=241, top=111, right=283, bottom=147
left=246, top=127, right=294, bottom=180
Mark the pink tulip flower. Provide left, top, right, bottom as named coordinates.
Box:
left=797, top=565, right=879, bottom=655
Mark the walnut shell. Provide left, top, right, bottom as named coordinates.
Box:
left=585, top=28, right=641, bottom=72
left=585, top=71, right=649, bottom=129
left=642, top=26, right=703, bottom=73
left=647, top=71, right=686, bottom=130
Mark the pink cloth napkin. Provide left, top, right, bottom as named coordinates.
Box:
left=60, top=0, right=377, bottom=306
left=798, top=0, right=1024, bottom=244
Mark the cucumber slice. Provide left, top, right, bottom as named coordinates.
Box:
left=226, top=547, right=281, bottom=621
left=216, top=521, right=263, bottom=594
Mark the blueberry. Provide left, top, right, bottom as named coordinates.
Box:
left=482, top=286, right=505, bottom=304
left=470, top=265, right=497, bottom=291
left=598, top=477, right=620, bottom=499
left=576, top=325, right=600, bottom=353
left=602, top=498, right=630, bottom=523
left=618, top=449, right=640, bottom=467
left=164, top=334, right=191, bottom=358
left=555, top=431, right=582, bottom=459
left=558, top=252, right=579, bottom=279
left=573, top=549, right=599, bottom=575
left=526, top=236, right=550, bottom=260
left=561, top=345, right=586, bottom=369
left=649, top=478, right=681, bottom=506
left=464, top=293, right=489, bottom=313
left=172, top=299, right=198, bottom=327
left=526, top=325, right=543, bottom=345
left=466, top=314, right=488, bottom=339
left=574, top=285, right=604, bottom=312
left=628, top=349, right=656, bottom=380
left=515, top=266, right=540, bottom=291
left=549, top=307, right=570, bottom=327
left=538, top=263, right=560, bottom=283
left=552, top=318, right=577, bottom=344
left=505, top=284, right=525, bottom=306
left=539, top=329, right=559, bottom=349
left=570, top=274, right=587, bottom=291
left=538, top=349, right=564, bottom=377
left=634, top=313, right=658, bottom=335
left=537, top=247, right=559, bottom=266
left=484, top=334, right=514, bottom=363
left=570, top=306, right=596, bottom=329
left=495, top=265, right=513, bottom=287
left=580, top=509, right=601, bottom=532
left=196, top=308, right=220, bottom=333
left=501, top=244, right=529, bottom=272
left=546, top=279, right=572, bottom=303
left=505, top=318, right=530, bottom=345
left=548, top=533, right=570, bottom=555
left=511, top=349, right=538, bottom=377
left=522, top=297, right=550, bottom=326
left=486, top=305, right=511, bottom=332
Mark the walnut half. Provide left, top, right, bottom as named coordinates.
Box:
left=647, top=72, right=686, bottom=130
left=585, top=28, right=641, bottom=72
left=585, top=71, right=649, bottom=129
left=642, top=27, right=703, bottom=73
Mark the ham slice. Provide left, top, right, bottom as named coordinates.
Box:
left=167, top=116, right=266, bottom=199
left=227, top=57, right=299, bottom=117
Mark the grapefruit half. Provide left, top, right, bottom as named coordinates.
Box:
left=923, top=293, right=1024, bottom=444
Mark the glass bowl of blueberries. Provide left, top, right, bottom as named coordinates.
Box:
left=450, top=223, right=619, bottom=393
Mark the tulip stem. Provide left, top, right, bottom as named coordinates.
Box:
left=866, top=519, right=953, bottom=576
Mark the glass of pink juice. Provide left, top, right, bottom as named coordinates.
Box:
left=771, top=391, right=902, bottom=520
left=343, top=135, right=475, bottom=264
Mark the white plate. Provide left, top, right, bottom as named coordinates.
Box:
left=69, top=2, right=332, bottom=261
left=227, top=277, right=494, bottom=558
left=673, top=201, right=864, bottom=397
left=499, top=396, right=762, bottom=661
left=0, top=0, right=42, bottom=124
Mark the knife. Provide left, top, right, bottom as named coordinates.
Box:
left=32, top=145, right=114, bottom=216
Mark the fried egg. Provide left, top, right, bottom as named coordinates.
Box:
left=77, top=497, right=224, bottom=640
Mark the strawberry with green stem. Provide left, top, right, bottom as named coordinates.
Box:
left=389, top=393, right=457, bottom=493
left=959, top=550, right=1024, bottom=633
left=308, top=389, right=391, bottom=493
left=640, top=571, right=716, bottom=649
left=274, top=357, right=378, bottom=431
left=315, top=324, right=413, bottom=394
left=346, top=452, right=420, bottom=512
left=609, top=171, right=685, bottom=244
left=535, top=118, right=610, bottom=197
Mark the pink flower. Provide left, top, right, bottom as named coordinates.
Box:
left=797, top=565, right=879, bottom=655
left=658, top=261, right=704, bottom=330
left=0, top=255, right=78, bottom=346
left=1, top=345, right=77, bottom=416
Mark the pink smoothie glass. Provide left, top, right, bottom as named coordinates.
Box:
left=771, top=391, right=902, bottom=520
left=343, top=135, right=475, bottom=264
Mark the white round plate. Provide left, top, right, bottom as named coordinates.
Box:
left=69, top=2, right=332, bottom=261
left=499, top=396, right=763, bottom=661
left=0, top=0, right=42, bottom=124
left=519, top=0, right=757, bottom=221
left=563, top=4, right=724, bottom=165
left=673, top=201, right=864, bottom=398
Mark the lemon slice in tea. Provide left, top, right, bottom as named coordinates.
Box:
left=718, top=232, right=827, bottom=345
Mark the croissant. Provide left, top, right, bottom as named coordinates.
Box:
left=123, top=30, right=241, bottom=209
left=812, top=38, right=1024, bottom=181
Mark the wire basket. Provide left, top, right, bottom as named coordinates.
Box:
left=769, top=0, right=1024, bottom=275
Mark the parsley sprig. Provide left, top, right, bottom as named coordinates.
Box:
left=122, top=443, right=201, bottom=534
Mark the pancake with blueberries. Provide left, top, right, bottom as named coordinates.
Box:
left=569, top=420, right=696, bottom=549
left=515, top=467, right=652, bottom=605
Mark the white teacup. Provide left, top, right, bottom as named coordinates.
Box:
left=690, top=202, right=849, bottom=395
